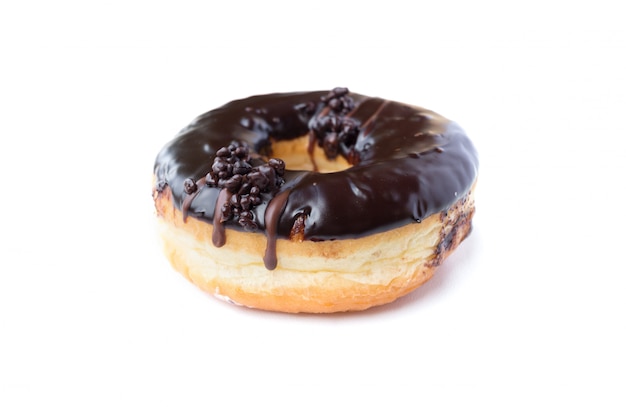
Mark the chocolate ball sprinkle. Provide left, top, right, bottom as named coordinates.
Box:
left=183, top=178, right=198, bottom=194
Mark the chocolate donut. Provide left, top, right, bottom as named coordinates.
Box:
left=153, top=88, right=478, bottom=312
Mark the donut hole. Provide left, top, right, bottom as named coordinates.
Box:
left=270, top=135, right=351, bottom=173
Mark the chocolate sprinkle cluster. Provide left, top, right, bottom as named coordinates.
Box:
left=202, top=141, right=285, bottom=230
left=321, top=87, right=355, bottom=114
left=310, top=87, right=360, bottom=159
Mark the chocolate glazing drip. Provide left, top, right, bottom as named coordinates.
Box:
left=154, top=89, right=478, bottom=245
left=212, top=189, right=231, bottom=247
left=263, top=189, right=291, bottom=270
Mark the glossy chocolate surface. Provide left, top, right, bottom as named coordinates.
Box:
left=154, top=90, right=478, bottom=244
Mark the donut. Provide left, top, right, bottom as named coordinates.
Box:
left=153, top=88, right=478, bottom=313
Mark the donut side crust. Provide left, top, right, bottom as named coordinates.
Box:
left=153, top=182, right=476, bottom=313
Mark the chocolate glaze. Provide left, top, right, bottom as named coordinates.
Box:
left=154, top=90, right=478, bottom=265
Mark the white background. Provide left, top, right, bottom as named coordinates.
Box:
left=1, top=0, right=625, bottom=405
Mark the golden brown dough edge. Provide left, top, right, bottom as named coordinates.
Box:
left=153, top=182, right=476, bottom=313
